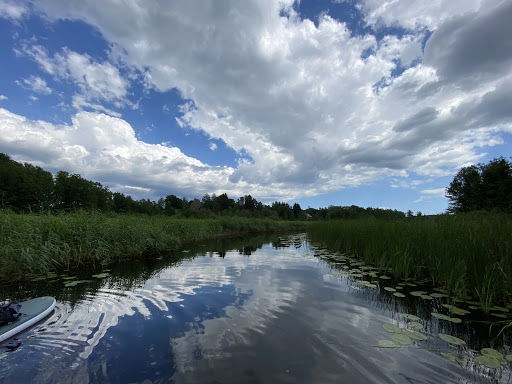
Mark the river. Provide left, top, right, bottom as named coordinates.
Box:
left=1, top=233, right=511, bottom=383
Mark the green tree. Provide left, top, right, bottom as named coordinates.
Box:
left=446, top=157, right=512, bottom=213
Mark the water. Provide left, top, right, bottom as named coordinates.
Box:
left=1, top=233, right=511, bottom=383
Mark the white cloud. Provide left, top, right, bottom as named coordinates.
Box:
left=359, top=0, right=490, bottom=30
left=0, top=107, right=307, bottom=200
left=415, top=187, right=446, bottom=202
left=16, top=75, right=53, bottom=95
left=0, top=0, right=28, bottom=20
left=208, top=142, right=218, bottom=151
left=14, top=0, right=512, bottom=200
left=19, top=44, right=130, bottom=112
left=0, top=94, right=7, bottom=101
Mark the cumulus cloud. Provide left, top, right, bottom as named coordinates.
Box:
left=415, top=187, right=446, bottom=202
left=0, top=107, right=312, bottom=200
left=0, top=0, right=28, bottom=20
left=0, top=94, right=7, bottom=101
left=9, top=0, right=511, bottom=200
left=16, top=75, right=53, bottom=95
left=18, top=44, right=130, bottom=112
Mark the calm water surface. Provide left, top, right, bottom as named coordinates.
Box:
left=1, top=233, right=511, bottom=383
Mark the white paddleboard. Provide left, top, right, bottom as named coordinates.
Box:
left=0, top=296, right=56, bottom=343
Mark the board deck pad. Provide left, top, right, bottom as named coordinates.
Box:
left=0, top=297, right=56, bottom=342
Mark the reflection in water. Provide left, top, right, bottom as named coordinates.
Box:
left=0, top=233, right=511, bottom=383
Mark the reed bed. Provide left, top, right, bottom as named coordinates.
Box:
left=308, top=213, right=512, bottom=308
left=0, top=211, right=305, bottom=281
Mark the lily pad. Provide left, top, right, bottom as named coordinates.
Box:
left=379, top=276, right=391, bottom=280
left=64, top=281, right=79, bottom=287
left=402, top=329, right=428, bottom=341
left=481, top=348, right=504, bottom=362
left=438, top=333, right=466, bottom=346
left=489, top=306, right=509, bottom=313
left=395, top=286, right=403, bottom=290
left=410, top=291, right=427, bottom=297
left=62, top=276, right=77, bottom=280
left=491, top=313, right=508, bottom=319
left=430, top=292, right=447, bottom=298
left=391, top=333, right=413, bottom=346
left=408, top=322, right=424, bottom=330
left=378, top=340, right=401, bottom=348
left=442, top=304, right=470, bottom=316
left=393, top=292, right=406, bottom=298
left=420, top=295, right=433, bottom=300
left=474, top=355, right=501, bottom=369
left=382, top=323, right=402, bottom=333
left=431, top=313, right=462, bottom=323
left=505, top=354, right=512, bottom=362
left=92, top=273, right=110, bottom=278
left=402, top=314, right=421, bottom=321
left=441, top=352, right=465, bottom=364
left=383, top=287, right=396, bottom=292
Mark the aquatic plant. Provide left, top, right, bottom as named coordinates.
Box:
left=308, top=213, right=512, bottom=308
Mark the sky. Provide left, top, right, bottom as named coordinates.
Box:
left=0, top=0, right=511, bottom=214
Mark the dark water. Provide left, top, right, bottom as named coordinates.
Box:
left=1, top=233, right=511, bottom=384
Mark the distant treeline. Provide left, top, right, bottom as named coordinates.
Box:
left=0, top=153, right=405, bottom=220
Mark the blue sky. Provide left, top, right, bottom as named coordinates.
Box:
left=0, top=0, right=510, bottom=214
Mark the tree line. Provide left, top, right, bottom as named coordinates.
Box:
left=446, top=157, right=512, bottom=213
left=0, top=153, right=406, bottom=220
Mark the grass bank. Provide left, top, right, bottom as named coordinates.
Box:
left=0, top=211, right=306, bottom=282
left=308, top=213, right=512, bottom=308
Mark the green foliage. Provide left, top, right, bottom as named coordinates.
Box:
left=0, top=211, right=306, bottom=282
left=308, top=213, right=512, bottom=308
left=447, top=157, right=512, bottom=213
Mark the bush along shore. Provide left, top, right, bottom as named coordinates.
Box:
left=308, top=212, right=512, bottom=310
left=0, top=211, right=306, bottom=282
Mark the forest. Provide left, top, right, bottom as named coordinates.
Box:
left=0, top=152, right=406, bottom=220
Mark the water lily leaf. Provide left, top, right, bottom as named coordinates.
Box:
left=430, top=293, right=447, bottom=298
left=441, top=352, right=465, bottom=364
left=62, top=276, right=77, bottom=280
left=402, top=329, right=427, bottom=341
left=420, top=295, right=433, bottom=300
left=489, top=306, right=509, bottom=313
left=431, top=313, right=462, bottom=323
left=481, top=348, right=504, bottom=361
left=491, top=313, right=508, bottom=319
left=379, top=276, right=391, bottom=280
left=31, top=276, right=47, bottom=282
left=391, top=333, right=413, bottom=346
left=474, top=355, right=501, bottom=369
left=410, top=291, right=427, bottom=297
left=393, top=292, right=406, bottom=298
left=382, top=323, right=402, bottom=333
left=505, top=354, right=512, bottom=362
left=395, top=286, right=403, bottom=290
left=92, top=273, right=110, bottom=278
left=405, top=283, right=418, bottom=287
left=378, top=340, right=401, bottom=348
left=438, top=333, right=465, bottom=346
left=384, top=287, right=396, bottom=292
left=409, top=322, right=424, bottom=330
left=64, top=281, right=79, bottom=287
left=442, top=304, right=470, bottom=316
left=402, top=314, right=421, bottom=321
left=468, top=305, right=480, bottom=310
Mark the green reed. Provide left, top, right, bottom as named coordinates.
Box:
left=308, top=213, right=512, bottom=308
left=0, top=211, right=305, bottom=282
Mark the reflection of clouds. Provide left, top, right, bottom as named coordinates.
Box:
left=169, top=249, right=311, bottom=374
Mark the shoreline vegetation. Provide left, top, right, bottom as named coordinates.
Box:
left=308, top=212, right=512, bottom=310
left=0, top=212, right=306, bottom=282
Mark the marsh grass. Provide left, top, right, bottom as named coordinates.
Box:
left=0, top=211, right=305, bottom=281
left=308, top=213, right=512, bottom=308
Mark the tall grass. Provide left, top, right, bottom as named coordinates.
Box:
left=0, top=211, right=306, bottom=281
left=308, top=213, right=512, bottom=308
